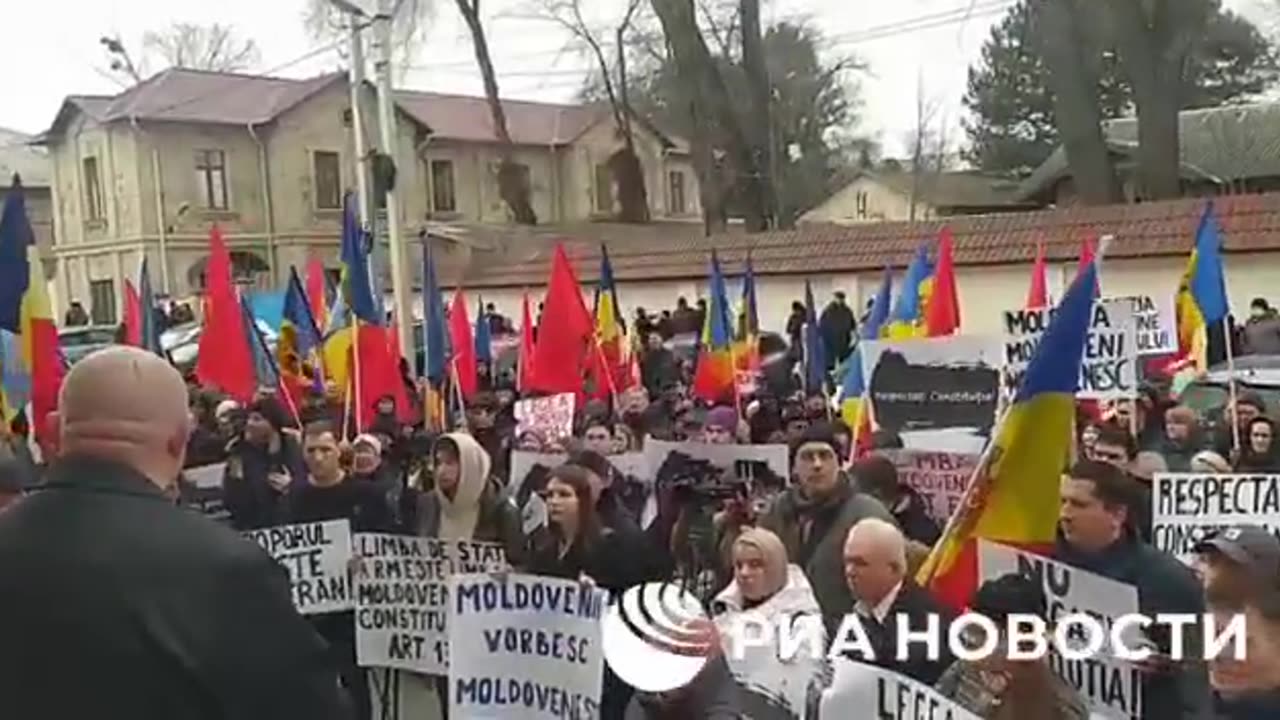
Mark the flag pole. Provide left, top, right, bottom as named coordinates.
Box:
left=350, top=315, right=363, bottom=437
left=1224, top=315, right=1241, bottom=452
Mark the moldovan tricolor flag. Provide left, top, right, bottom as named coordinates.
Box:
left=918, top=246, right=1102, bottom=611
left=0, top=178, right=64, bottom=451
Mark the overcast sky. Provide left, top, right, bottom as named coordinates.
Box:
left=3, top=0, right=1272, bottom=157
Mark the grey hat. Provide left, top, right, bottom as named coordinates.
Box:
left=1195, top=525, right=1280, bottom=581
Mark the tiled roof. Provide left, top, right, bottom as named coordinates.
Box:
left=1020, top=101, right=1280, bottom=200
left=409, top=192, right=1280, bottom=289
left=869, top=170, right=1029, bottom=208
left=393, top=90, right=601, bottom=146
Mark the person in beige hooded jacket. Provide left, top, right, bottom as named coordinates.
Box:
left=398, top=432, right=525, bottom=720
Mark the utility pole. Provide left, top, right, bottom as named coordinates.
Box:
left=347, top=17, right=372, bottom=226
left=373, top=0, right=413, bottom=361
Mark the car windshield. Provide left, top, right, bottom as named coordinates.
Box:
left=1180, top=381, right=1280, bottom=417
left=59, top=327, right=117, bottom=346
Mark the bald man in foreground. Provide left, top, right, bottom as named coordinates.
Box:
left=0, top=347, right=351, bottom=719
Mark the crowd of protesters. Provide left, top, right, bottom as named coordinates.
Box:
left=2, top=288, right=1280, bottom=719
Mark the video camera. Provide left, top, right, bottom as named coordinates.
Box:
left=655, top=451, right=747, bottom=508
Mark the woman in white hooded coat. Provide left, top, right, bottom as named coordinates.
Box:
left=711, top=527, right=828, bottom=718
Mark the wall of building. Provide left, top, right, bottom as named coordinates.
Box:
left=801, top=176, right=935, bottom=225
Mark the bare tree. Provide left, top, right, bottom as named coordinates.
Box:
left=530, top=0, right=650, bottom=223
left=143, top=23, right=260, bottom=73
left=1032, top=0, right=1123, bottom=204
left=1106, top=0, right=1212, bottom=200
left=455, top=0, right=538, bottom=225
left=304, top=0, right=433, bottom=72
left=740, top=0, right=775, bottom=227
left=903, top=75, right=951, bottom=221
left=649, top=0, right=771, bottom=233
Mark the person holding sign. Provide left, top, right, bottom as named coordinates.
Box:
left=281, top=420, right=399, bottom=720
left=0, top=347, right=351, bottom=718
left=936, top=573, right=1090, bottom=719
left=1056, top=460, right=1212, bottom=720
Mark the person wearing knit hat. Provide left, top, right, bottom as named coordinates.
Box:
left=762, top=421, right=894, bottom=630
left=703, top=406, right=739, bottom=445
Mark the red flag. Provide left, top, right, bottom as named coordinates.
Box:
left=529, top=244, right=593, bottom=395
left=386, top=322, right=418, bottom=425
left=518, top=292, right=536, bottom=392
left=1078, top=237, right=1100, bottom=296
left=1026, top=242, right=1048, bottom=310
left=924, top=227, right=960, bottom=337
left=448, top=290, right=477, bottom=399
left=352, top=324, right=405, bottom=431
left=305, top=254, right=329, bottom=331
left=122, top=280, right=142, bottom=346
left=195, top=226, right=256, bottom=402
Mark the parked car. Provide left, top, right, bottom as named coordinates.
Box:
left=58, top=326, right=118, bottom=365
left=162, top=320, right=278, bottom=374
left=1178, top=355, right=1280, bottom=418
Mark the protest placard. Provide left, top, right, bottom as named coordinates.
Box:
left=245, top=519, right=353, bottom=614
left=1003, top=298, right=1137, bottom=400
left=820, top=659, right=980, bottom=720
left=859, top=335, right=1002, bottom=454
left=1151, top=473, right=1280, bottom=563
left=643, top=438, right=789, bottom=484
left=881, top=449, right=979, bottom=525
left=514, top=393, right=576, bottom=445
left=448, top=573, right=607, bottom=719
left=1121, top=295, right=1177, bottom=356
left=179, top=462, right=230, bottom=524
left=979, top=540, right=1143, bottom=719
left=354, top=535, right=508, bottom=674
left=510, top=451, right=649, bottom=534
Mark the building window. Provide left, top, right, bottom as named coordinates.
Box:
left=82, top=156, right=104, bottom=221
left=313, top=151, right=342, bottom=210
left=855, top=191, right=869, bottom=219
left=430, top=159, right=457, bottom=213
left=89, top=279, right=116, bottom=325
left=668, top=170, right=686, bottom=215
left=594, top=164, right=613, bottom=213
left=195, top=149, right=228, bottom=210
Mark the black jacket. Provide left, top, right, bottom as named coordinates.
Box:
left=223, top=434, right=307, bottom=530
left=0, top=455, right=350, bottom=719
left=857, top=580, right=956, bottom=685
left=1054, top=532, right=1212, bottom=720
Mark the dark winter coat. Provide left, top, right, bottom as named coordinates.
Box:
left=0, top=455, right=351, bottom=719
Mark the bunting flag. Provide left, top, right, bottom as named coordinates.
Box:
left=924, top=228, right=960, bottom=336
left=529, top=244, right=594, bottom=396
left=449, top=289, right=477, bottom=400
left=840, top=266, right=892, bottom=441
left=733, top=253, right=762, bottom=393
left=1175, top=202, right=1229, bottom=374
left=0, top=330, right=30, bottom=425
left=195, top=225, right=256, bottom=402
left=279, top=267, right=325, bottom=408
left=0, top=181, right=63, bottom=450
left=136, top=258, right=162, bottom=355
left=884, top=240, right=935, bottom=339
left=692, top=251, right=736, bottom=404
left=594, top=246, right=629, bottom=394
left=918, top=248, right=1102, bottom=611
left=1026, top=242, right=1049, bottom=310
left=340, top=191, right=380, bottom=325
left=803, top=280, right=827, bottom=393
left=305, top=254, right=330, bottom=332
left=518, top=292, right=536, bottom=393
left=1078, top=236, right=1100, bottom=296
left=475, top=296, right=493, bottom=369
left=122, top=280, right=143, bottom=347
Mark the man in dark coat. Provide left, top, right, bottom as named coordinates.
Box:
left=819, top=291, right=856, bottom=366
left=0, top=346, right=350, bottom=719
left=1056, top=459, right=1212, bottom=720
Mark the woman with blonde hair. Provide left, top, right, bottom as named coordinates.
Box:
left=711, top=527, right=827, bottom=716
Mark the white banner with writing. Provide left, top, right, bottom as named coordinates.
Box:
left=354, top=535, right=508, bottom=674
left=819, top=659, right=980, bottom=720
left=1002, top=298, right=1137, bottom=399
left=978, top=540, right=1143, bottom=719
left=447, top=573, right=607, bottom=719
left=245, top=519, right=353, bottom=615
left=1151, top=473, right=1280, bottom=563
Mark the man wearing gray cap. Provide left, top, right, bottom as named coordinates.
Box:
left=1195, top=526, right=1280, bottom=718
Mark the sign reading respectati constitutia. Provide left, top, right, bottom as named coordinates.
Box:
left=1151, top=473, right=1280, bottom=563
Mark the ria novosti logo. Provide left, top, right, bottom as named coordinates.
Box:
left=601, top=582, right=717, bottom=692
